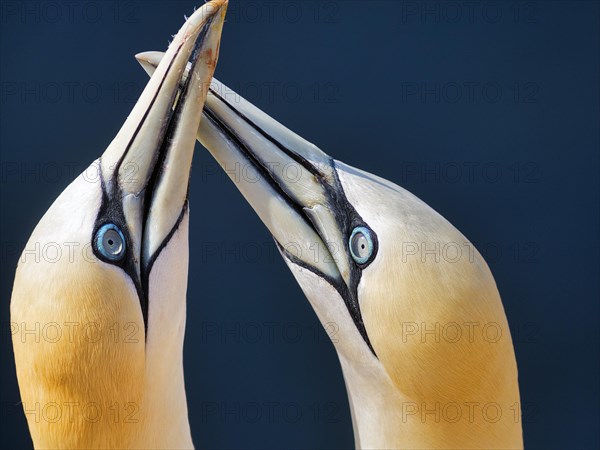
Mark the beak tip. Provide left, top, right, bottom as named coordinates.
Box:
left=134, top=0, right=227, bottom=71
left=135, top=51, right=159, bottom=64
left=187, top=0, right=228, bottom=30
left=134, top=51, right=163, bottom=78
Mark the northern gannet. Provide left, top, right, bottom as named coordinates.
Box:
left=136, top=55, right=523, bottom=448
left=10, top=2, right=227, bottom=448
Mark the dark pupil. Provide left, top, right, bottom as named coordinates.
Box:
left=108, top=239, right=114, bottom=246
left=352, top=233, right=368, bottom=257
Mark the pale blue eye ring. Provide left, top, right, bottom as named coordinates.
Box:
left=349, top=226, right=374, bottom=264
left=95, top=223, right=126, bottom=261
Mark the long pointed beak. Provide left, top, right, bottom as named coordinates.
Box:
left=97, top=0, right=227, bottom=326
left=99, top=1, right=226, bottom=324
left=135, top=50, right=379, bottom=352
left=135, top=51, right=360, bottom=290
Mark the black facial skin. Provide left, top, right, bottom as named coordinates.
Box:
left=275, top=165, right=379, bottom=358
left=92, top=170, right=146, bottom=324
left=92, top=166, right=189, bottom=339
left=90, top=21, right=212, bottom=336
left=203, top=90, right=379, bottom=357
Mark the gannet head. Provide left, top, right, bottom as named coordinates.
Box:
left=10, top=2, right=226, bottom=448
left=136, top=59, right=522, bottom=447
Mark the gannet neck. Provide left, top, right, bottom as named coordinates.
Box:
left=338, top=350, right=522, bottom=450
left=139, top=212, right=194, bottom=449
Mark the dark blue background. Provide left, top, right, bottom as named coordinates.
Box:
left=1, top=1, right=598, bottom=448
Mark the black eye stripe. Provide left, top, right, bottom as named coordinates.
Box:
left=93, top=167, right=146, bottom=334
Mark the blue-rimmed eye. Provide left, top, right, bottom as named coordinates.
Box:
left=95, top=223, right=126, bottom=261
left=349, top=226, right=374, bottom=264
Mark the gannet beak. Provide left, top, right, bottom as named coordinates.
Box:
left=98, top=1, right=226, bottom=324
left=135, top=53, right=361, bottom=293
left=199, top=84, right=354, bottom=286
left=135, top=54, right=377, bottom=348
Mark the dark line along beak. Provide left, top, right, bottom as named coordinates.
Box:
left=135, top=53, right=378, bottom=354
left=97, top=1, right=227, bottom=328
left=136, top=52, right=353, bottom=285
